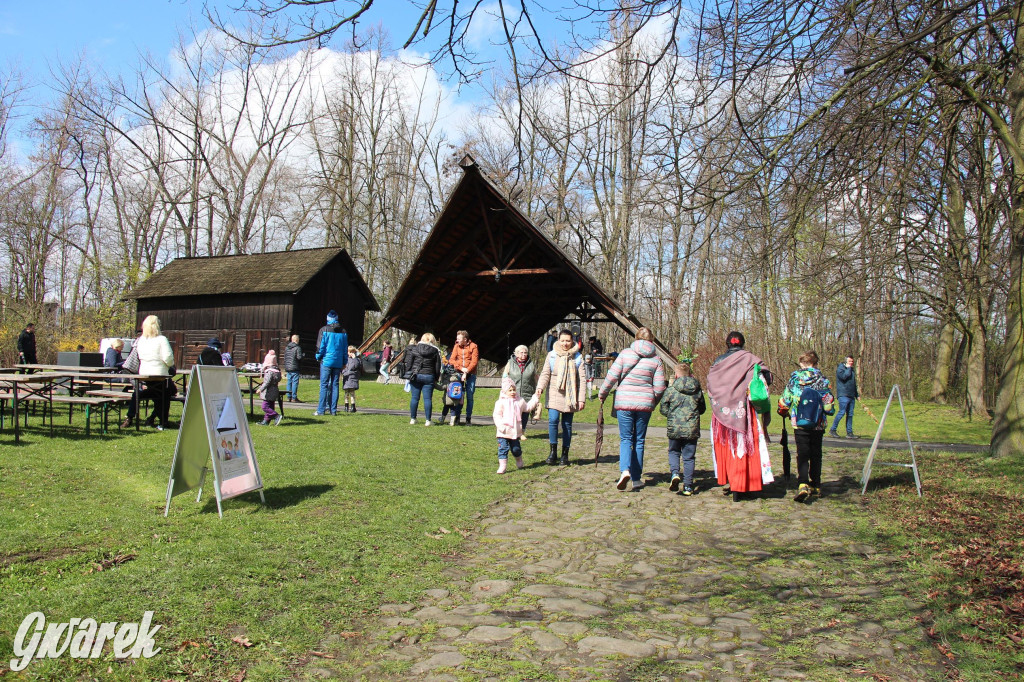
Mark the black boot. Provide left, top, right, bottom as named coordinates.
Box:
left=559, top=447, right=570, bottom=466
left=546, top=443, right=558, bottom=465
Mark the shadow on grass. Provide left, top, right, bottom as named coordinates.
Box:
left=260, top=483, right=335, bottom=509
left=198, top=484, right=335, bottom=514
left=861, top=469, right=919, bottom=495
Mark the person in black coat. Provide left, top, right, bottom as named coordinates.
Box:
left=17, top=323, right=37, bottom=371
left=283, top=334, right=304, bottom=401
left=198, top=338, right=224, bottom=366
left=404, top=333, right=442, bottom=426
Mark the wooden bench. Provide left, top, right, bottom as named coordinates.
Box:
left=0, top=391, right=52, bottom=431
left=50, top=395, right=115, bottom=435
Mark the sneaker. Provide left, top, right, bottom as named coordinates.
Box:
left=794, top=483, right=811, bottom=503
left=450, top=414, right=457, bottom=426
left=846, top=433, right=856, bottom=439
left=273, top=415, right=283, bottom=426
left=465, top=416, right=472, bottom=426
left=722, top=486, right=732, bottom=496
left=669, top=475, right=681, bottom=492
left=828, top=430, right=838, bottom=438
left=410, top=418, right=416, bottom=425
left=350, top=406, right=356, bottom=413
left=616, top=471, right=630, bottom=490
left=810, top=486, right=821, bottom=497
left=632, top=481, right=644, bottom=492
left=120, top=418, right=132, bottom=429
left=424, top=420, right=432, bottom=427
left=313, top=411, right=323, bottom=416
left=682, top=485, right=694, bottom=496
left=258, top=419, right=269, bottom=426
left=156, top=424, right=164, bottom=431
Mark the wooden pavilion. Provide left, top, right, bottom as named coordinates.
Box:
left=127, top=247, right=379, bottom=371
left=359, top=156, right=673, bottom=365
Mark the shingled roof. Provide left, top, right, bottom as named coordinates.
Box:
left=359, top=157, right=672, bottom=364
left=126, top=247, right=379, bottom=310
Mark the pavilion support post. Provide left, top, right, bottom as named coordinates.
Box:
left=358, top=316, right=399, bottom=354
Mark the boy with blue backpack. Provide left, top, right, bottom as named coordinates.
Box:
left=781, top=351, right=835, bottom=503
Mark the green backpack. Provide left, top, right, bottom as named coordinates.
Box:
left=748, top=363, right=771, bottom=414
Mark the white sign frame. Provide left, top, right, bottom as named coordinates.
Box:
left=860, top=384, right=922, bottom=497
left=164, top=366, right=265, bottom=518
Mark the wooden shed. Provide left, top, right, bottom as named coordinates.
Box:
left=126, top=248, right=379, bottom=371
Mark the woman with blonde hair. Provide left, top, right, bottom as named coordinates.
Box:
left=121, top=315, right=176, bottom=430
left=404, top=332, right=442, bottom=426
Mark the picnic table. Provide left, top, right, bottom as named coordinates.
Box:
left=0, top=369, right=189, bottom=438
left=73, top=372, right=188, bottom=431
left=15, top=364, right=110, bottom=372
left=0, top=373, right=66, bottom=442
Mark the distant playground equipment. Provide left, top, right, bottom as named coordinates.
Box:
left=860, top=385, right=922, bottom=497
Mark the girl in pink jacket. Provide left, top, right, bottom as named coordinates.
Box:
left=493, top=378, right=538, bottom=474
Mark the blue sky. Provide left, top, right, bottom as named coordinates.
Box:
left=0, top=0, right=221, bottom=81
left=0, top=0, right=525, bottom=88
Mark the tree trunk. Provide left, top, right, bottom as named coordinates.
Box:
left=991, top=10, right=1024, bottom=457
left=966, top=299, right=989, bottom=421
left=931, top=318, right=955, bottom=403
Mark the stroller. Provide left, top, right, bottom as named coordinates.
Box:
left=438, top=364, right=465, bottom=425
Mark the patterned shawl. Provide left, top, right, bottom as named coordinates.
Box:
left=707, top=349, right=762, bottom=433
left=554, top=345, right=579, bottom=406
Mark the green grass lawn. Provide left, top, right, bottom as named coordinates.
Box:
left=343, top=378, right=993, bottom=446
left=0, top=393, right=539, bottom=680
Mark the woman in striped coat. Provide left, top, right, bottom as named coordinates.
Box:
left=598, top=328, right=667, bottom=491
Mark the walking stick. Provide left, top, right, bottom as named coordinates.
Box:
left=781, top=422, right=791, bottom=479
left=595, top=400, right=604, bottom=465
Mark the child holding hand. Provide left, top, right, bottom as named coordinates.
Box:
left=493, top=378, right=538, bottom=474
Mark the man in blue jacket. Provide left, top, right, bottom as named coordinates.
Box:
left=314, top=310, right=348, bottom=416
left=830, top=355, right=859, bottom=438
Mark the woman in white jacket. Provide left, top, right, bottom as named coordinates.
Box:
left=120, top=315, right=177, bottom=430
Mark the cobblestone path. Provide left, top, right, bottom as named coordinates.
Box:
left=304, top=437, right=946, bottom=681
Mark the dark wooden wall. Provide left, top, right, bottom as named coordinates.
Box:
left=135, top=265, right=373, bottom=373
left=137, top=294, right=294, bottom=369
left=292, top=263, right=368, bottom=372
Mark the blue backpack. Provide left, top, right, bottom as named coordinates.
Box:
left=447, top=377, right=464, bottom=402
left=795, top=386, right=824, bottom=428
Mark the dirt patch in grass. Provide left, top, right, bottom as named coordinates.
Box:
left=0, top=546, right=81, bottom=568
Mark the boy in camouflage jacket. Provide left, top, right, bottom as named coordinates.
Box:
left=659, top=363, right=707, bottom=495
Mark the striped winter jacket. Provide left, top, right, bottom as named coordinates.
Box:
left=598, top=340, right=667, bottom=412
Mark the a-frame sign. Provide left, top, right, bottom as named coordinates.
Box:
left=164, top=366, right=265, bottom=518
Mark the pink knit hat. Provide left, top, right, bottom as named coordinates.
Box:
left=263, top=350, right=277, bottom=367
left=501, top=377, right=516, bottom=395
